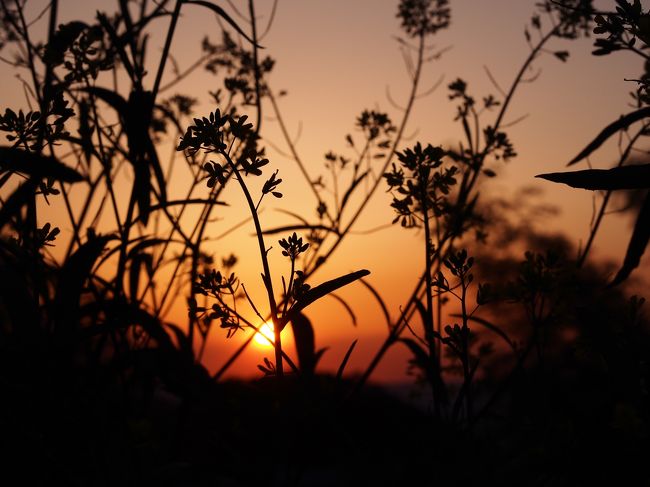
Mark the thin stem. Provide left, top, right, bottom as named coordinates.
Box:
left=248, top=0, right=262, bottom=132
left=308, top=30, right=427, bottom=276
left=223, top=153, right=282, bottom=377
left=151, top=0, right=182, bottom=102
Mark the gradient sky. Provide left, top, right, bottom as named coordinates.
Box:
left=1, top=0, right=645, bottom=382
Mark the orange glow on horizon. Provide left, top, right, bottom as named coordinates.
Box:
left=253, top=322, right=275, bottom=348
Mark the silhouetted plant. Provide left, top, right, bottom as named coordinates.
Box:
left=1, top=0, right=648, bottom=485
left=538, top=0, right=650, bottom=285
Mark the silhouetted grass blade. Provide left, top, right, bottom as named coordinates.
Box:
left=400, top=337, right=433, bottom=381
left=96, top=12, right=137, bottom=80
left=336, top=339, right=358, bottom=382
left=183, top=0, right=262, bottom=47
left=414, top=297, right=433, bottom=335
left=84, top=87, right=167, bottom=224
left=329, top=292, right=358, bottom=326
left=0, top=147, right=84, bottom=182
left=54, top=235, right=115, bottom=329
left=291, top=312, right=317, bottom=374
left=128, top=252, right=153, bottom=301
left=567, top=107, right=650, bottom=166
left=610, top=191, right=650, bottom=287
left=536, top=164, right=650, bottom=190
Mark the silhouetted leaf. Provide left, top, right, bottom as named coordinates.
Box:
left=553, top=50, right=570, bottom=62
left=54, top=234, right=115, bottom=329
left=83, top=87, right=166, bottom=224
left=129, top=252, right=153, bottom=302
left=286, top=269, right=370, bottom=323
left=83, top=86, right=129, bottom=115
left=291, top=312, right=316, bottom=374
left=0, top=147, right=83, bottom=182
left=126, top=237, right=167, bottom=260
left=400, top=338, right=430, bottom=372
left=536, top=164, right=650, bottom=190
left=336, top=339, right=358, bottom=382
left=610, top=191, right=650, bottom=286
left=183, top=0, right=261, bottom=47
left=567, top=107, right=650, bottom=166
left=328, top=292, right=357, bottom=326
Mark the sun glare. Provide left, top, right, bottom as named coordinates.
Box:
left=253, top=322, right=275, bottom=347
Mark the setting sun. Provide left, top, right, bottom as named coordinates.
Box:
left=253, top=322, right=275, bottom=347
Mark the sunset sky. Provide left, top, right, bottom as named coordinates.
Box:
left=1, top=0, right=645, bottom=383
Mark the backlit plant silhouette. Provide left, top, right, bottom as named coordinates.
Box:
left=0, top=0, right=648, bottom=485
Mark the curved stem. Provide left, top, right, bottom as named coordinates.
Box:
left=223, top=152, right=282, bottom=376
left=309, top=30, right=427, bottom=275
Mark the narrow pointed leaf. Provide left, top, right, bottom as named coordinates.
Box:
left=183, top=0, right=262, bottom=47
left=536, top=165, right=650, bottom=190
left=291, top=312, right=316, bottom=374
left=328, top=292, right=358, bottom=326
left=414, top=297, right=433, bottom=336
left=287, top=269, right=370, bottom=319
left=567, top=107, right=650, bottom=166
left=610, top=191, right=650, bottom=286
left=359, top=277, right=392, bottom=330
left=336, top=339, right=358, bottom=382
left=82, top=86, right=129, bottom=116
left=54, top=235, right=115, bottom=328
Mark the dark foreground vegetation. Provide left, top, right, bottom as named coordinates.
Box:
left=1, top=0, right=650, bottom=485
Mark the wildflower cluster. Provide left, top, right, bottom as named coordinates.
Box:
left=355, top=110, right=396, bottom=142
left=384, top=143, right=457, bottom=227
left=202, top=31, right=276, bottom=105
left=538, top=0, right=595, bottom=39
left=278, top=232, right=309, bottom=260
left=177, top=108, right=229, bottom=154
left=191, top=269, right=243, bottom=338
left=0, top=93, right=74, bottom=150
left=44, top=21, right=115, bottom=83
left=397, top=0, right=451, bottom=37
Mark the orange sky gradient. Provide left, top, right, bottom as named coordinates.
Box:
left=1, top=0, right=646, bottom=383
